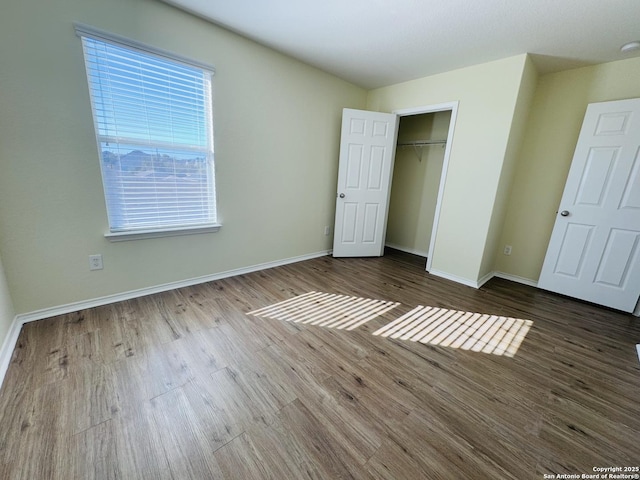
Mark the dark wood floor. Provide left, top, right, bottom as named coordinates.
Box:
left=0, top=251, right=639, bottom=479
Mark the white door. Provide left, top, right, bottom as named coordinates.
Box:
left=538, top=98, right=640, bottom=312
left=333, top=108, right=399, bottom=257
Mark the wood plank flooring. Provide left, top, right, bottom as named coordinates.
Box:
left=0, top=250, right=639, bottom=479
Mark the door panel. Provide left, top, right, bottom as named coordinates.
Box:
left=346, top=145, right=363, bottom=188
left=553, top=223, right=594, bottom=278
left=538, top=98, right=640, bottom=312
left=575, top=148, right=617, bottom=205
left=594, top=111, right=631, bottom=135
left=594, top=229, right=640, bottom=287
left=367, top=147, right=384, bottom=189
left=333, top=109, right=399, bottom=257
left=620, top=150, right=640, bottom=208
left=341, top=203, right=358, bottom=244
left=363, top=203, right=379, bottom=243
left=372, top=120, right=389, bottom=137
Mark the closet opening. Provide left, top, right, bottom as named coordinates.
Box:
left=385, top=104, right=456, bottom=272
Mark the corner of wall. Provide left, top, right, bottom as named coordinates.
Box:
left=479, top=54, right=539, bottom=282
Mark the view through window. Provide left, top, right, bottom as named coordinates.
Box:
left=78, top=30, right=217, bottom=233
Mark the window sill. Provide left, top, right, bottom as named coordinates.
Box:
left=105, top=224, right=222, bottom=242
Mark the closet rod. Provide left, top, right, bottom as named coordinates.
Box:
left=397, top=139, right=446, bottom=161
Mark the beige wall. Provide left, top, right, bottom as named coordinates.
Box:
left=0, top=255, right=15, bottom=347
left=386, top=112, right=450, bottom=255
left=0, top=0, right=366, bottom=313
left=496, top=56, right=640, bottom=281
left=368, top=55, right=530, bottom=283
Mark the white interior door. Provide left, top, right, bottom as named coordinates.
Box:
left=538, top=98, right=640, bottom=312
left=333, top=108, right=399, bottom=257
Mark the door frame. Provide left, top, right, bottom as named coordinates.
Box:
left=392, top=101, right=459, bottom=272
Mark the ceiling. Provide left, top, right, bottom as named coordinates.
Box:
left=159, top=0, right=640, bottom=89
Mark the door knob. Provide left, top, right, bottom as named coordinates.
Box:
left=560, top=210, right=570, bottom=217
left=339, top=193, right=345, bottom=198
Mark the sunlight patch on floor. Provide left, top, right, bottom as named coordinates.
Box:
left=373, top=306, right=533, bottom=357
left=248, top=291, right=400, bottom=330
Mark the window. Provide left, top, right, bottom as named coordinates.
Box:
left=76, top=25, right=218, bottom=239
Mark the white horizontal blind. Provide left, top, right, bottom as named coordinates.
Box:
left=80, top=34, right=216, bottom=232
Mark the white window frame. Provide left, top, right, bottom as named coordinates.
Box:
left=75, top=23, right=221, bottom=241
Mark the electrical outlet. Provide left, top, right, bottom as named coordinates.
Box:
left=324, top=226, right=331, bottom=236
left=89, top=254, right=103, bottom=271
left=503, top=245, right=512, bottom=256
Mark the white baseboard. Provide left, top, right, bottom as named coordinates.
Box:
left=0, top=249, right=330, bottom=388
left=385, top=243, right=429, bottom=258
left=492, top=271, right=538, bottom=288
left=427, top=270, right=538, bottom=290
left=477, top=271, right=495, bottom=288
left=17, top=250, right=330, bottom=324
left=428, top=269, right=480, bottom=288
left=0, top=315, right=24, bottom=389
